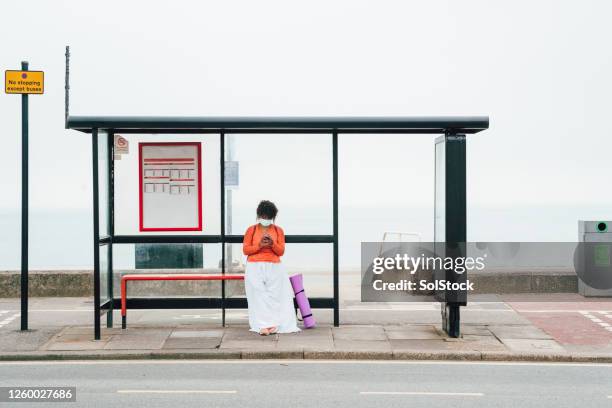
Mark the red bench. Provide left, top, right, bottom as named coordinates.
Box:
left=120, top=274, right=245, bottom=329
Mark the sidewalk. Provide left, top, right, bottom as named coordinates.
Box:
left=1, top=296, right=612, bottom=362
left=11, top=322, right=595, bottom=362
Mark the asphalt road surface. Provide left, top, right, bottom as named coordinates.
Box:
left=1, top=360, right=611, bottom=408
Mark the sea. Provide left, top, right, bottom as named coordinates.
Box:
left=1, top=204, right=610, bottom=271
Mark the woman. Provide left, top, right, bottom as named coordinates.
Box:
left=243, top=200, right=300, bottom=335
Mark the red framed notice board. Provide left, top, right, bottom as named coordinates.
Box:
left=139, top=142, right=203, bottom=232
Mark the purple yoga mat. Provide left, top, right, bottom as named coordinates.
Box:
left=289, top=274, right=316, bottom=329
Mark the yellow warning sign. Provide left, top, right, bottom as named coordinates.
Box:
left=5, top=70, right=44, bottom=94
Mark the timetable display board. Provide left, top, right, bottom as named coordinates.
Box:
left=139, top=142, right=202, bottom=231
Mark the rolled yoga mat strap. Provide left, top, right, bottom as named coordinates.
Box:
left=289, top=273, right=316, bottom=329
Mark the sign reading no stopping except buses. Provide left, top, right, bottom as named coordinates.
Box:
left=5, top=70, right=44, bottom=94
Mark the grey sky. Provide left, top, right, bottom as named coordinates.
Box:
left=1, top=0, right=611, bottom=238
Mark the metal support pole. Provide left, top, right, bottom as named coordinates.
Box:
left=20, top=61, right=29, bottom=331
left=332, top=131, right=339, bottom=327
left=220, top=131, right=226, bottom=326
left=107, top=132, right=114, bottom=328
left=226, top=135, right=234, bottom=272
left=442, top=133, right=466, bottom=338
left=92, top=129, right=101, bottom=340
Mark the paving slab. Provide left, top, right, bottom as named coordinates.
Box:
left=340, top=311, right=440, bottom=325
left=104, top=338, right=165, bottom=350
left=277, top=330, right=334, bottom=349
left=389, top=339, right=453, bottom=351
left=170, top=329, right=224, bottom=338
left=46, top=340, right=107, bottom=351
left=41, top=327, right=111, bottom=351
left=289, top=327, right=332, bottom=336
left=488, top=324, right=553, bottom=340
left=384, top=325, right=441, bottom=340
left=220, top=328, right=279, bottom=346
left=460, top=310, right=531, bottom=325
left=111, top=327, right=173, bottom=336
left=461, top=333, right=499, bottom=342
left=334, top=339, right=391, bottom=351
left=445, top=336, right=507, bottom=352
left=104, top=329, right=172, bottom=350
left=0, top=328, right=60, bottom=352
left=332, top=325, right=386, bottom=341
left=163, top=338, right=221, bottom=349
left=459, top=325, right=493, bottom=336
left=222, top=327, right=266, bottom=340
left=501, top=338, right=567, bottom=353
left=564, top=344, right=612, bottom=354
left=219, top=338, right=278, bottom=350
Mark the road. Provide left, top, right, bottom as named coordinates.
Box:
left=1, top=360, right=611, bottom=408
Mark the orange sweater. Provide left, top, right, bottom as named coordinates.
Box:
left=242, top=224, right=285, bottom=263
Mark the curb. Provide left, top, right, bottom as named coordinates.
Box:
left=1, top=350, right=612, bottom=363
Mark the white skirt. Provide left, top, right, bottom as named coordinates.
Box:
left=245, top=261, right=301, bottom=333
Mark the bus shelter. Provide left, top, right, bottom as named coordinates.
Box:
left=66, top=116, right=489, bottom=339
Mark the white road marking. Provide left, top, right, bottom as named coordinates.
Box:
left=360, top=391, right=483, bottom=397
left=0, top=313, right=20, bottom=328
left=577, top=311, right=612, bottom=332
left=117, top=389, right=236, bottom=394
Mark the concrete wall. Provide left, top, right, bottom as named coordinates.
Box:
left=0, top=269, right=246, bottom=298
left=0, top=269, right=578, bottom=298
